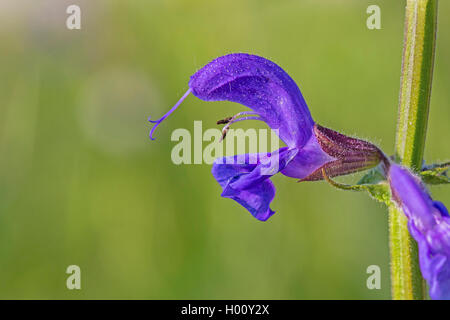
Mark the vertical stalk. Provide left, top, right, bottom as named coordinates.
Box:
left=389, top=0, right=438, bottom=299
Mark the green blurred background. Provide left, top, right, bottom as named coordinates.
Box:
left=0, top=0, right=448, bottom=299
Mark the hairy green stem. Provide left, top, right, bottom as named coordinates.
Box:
left=389, top=0, right=438, bottom=300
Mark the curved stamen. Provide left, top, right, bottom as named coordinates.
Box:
left=219, top=115, right=263, bottom=141
left=217, top=117, right=233, bottom=125
left=148, top=88, right=192, bottom=140
left=216, top=111, right=259, bottom=125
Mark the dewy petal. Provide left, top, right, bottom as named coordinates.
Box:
left=212, top=147, right=298, bottom=221
left=189, top=53, right=314, bottom=148
left=388, top=163, right=450, bottom=300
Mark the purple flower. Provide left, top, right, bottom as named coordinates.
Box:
left=389, top=163, right=450, bottom=300
left=149, top=53, right=384, bottom=221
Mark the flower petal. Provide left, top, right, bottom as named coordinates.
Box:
left=409, top=220, right=450, bottom=300
left=389, top=163, right=450, bottom=300
left=189, top=53, right=314, bottom=148
left=389, top=164, right=437, bottom=231
left=280, top=132, right=336, bottom=180
left=212, top=147, right=298, bottom=221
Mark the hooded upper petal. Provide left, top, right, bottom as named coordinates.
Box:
left=389, top=163, right=450, bottom=300
left=189, top=53, right=314, bottom=148
left=212, top=147, right=298, bottom=221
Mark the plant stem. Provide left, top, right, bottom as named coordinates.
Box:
left=389, top=0, right=438, bottom=300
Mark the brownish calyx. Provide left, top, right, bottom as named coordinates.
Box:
left=299, top=124, right=389, bottom=182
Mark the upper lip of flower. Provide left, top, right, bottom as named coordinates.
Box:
left=187, top=53, right=315, bottom=149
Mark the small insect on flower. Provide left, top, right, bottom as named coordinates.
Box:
left=149, top=53, right=386, bottom=221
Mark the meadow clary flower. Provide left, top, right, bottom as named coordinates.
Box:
left=149, top=53, right=384, bottom=221
left=389, top=163, right=450, bottom=300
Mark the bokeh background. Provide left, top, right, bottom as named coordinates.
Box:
left=0, top=0, right=448, bottom=299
